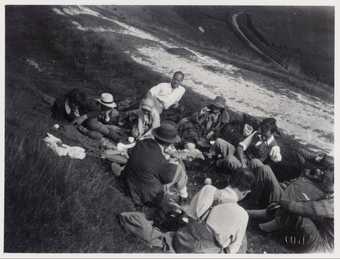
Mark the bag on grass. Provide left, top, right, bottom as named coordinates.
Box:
left=118, top=211, right=164, bottom=248
left=172, top=207, right=223, bottom=253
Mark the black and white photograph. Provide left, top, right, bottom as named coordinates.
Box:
left=3, top=2, right=336, bottom=255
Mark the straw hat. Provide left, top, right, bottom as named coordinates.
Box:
left=96, top=93, right=117, bottom=109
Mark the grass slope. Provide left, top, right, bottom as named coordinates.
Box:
left=4, top=6, right=313, bottom=253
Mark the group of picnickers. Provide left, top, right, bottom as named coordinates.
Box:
left=51, top=70, right=334, bottom=253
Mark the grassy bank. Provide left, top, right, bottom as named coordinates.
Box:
left=4, top=6, right=313, bottom=253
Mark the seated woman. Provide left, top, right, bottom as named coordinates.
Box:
left=120, top=98, right=160, bottom=140
left=178, top=96, right=230, bottom=149
left=51, top=88, right=100, bottom=124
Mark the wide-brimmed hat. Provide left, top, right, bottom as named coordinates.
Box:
left=96, top=93, right=117, bottom=109
left=140, top=98, right=155, bottom=112
left=152, top=122, right=181, bottom=144
left=209, top=96, right=226, bottom=109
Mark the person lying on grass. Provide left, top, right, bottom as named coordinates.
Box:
left=121, top=122, right=189, bottom=209
left=177, top=96, right=230, bottom=150
left=51, top=88, right=101, bottom=124
left=247, top=149, right=334, bottom=253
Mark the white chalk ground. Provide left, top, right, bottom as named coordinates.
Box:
left=53, top=6, right=334, bottom=155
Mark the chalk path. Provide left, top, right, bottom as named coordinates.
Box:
left=51, top=6, right=334, bottom=155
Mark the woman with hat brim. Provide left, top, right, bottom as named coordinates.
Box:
left=122, top=122, right=188, bottom=208
left=81, top=93, right=128, bottom=142
left=130, top=98, right=161, bottom=140
left=178, top=96, right=230, bottom=149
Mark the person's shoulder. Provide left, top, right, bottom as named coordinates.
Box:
left=178, top=85, right=186, bottom=92
left=237, top=205, right=249, bottom=221
left=136, top=138, right=159, bottom=150
left=152, top=82, right=168, bottom=88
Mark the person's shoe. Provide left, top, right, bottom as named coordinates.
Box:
left=259, top=219, right=282, bottom=233
left=247, top=209, right=268, bottom=219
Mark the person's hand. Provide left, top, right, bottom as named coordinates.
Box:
left=206, top=131, right=214, bottom=140
left=266, top=202, right=281, bottom=217
left=315, top=153, right=326, bottom=162
left=72, top=115, right=87, bottom=126
left=172, top=102, right=179, bottom=109
left=241, top=160, right=247, bottom=168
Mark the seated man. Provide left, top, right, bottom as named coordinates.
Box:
left=217, top=113, right=260, bottom=147
left=213, top=117, right=281, bottom=170
left=171, top=168, right=255, bottom=253
left=51, top=88, right=100, bottom=124
left=147, top=71, right=186, bottom=120
left=122, top=122, right=188, bottom=208
left=248, top=149, right=334, bottom=253
left=80, top=92, right=128, bottom=142
left=178, top=96, right=230, bottom=149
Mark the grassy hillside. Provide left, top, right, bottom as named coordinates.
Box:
left=5, top=6, right=325, bottom=253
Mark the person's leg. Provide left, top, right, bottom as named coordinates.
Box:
left=214, top=138, right=242, bottom=170
left=85, top=118, right=122, bottom=142
left=248, top=158, right=265, bottom=170
left=252, top=164, right=283, bottom=207
left=164, top=160, right=188, bottom=199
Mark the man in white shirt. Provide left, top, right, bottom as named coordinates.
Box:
left=147, top=71, right=186, bottom=114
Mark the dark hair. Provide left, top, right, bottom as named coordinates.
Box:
left=229, top=168, right=255, bottom=191
left=260, top=117, right=280, bottom=135
left=67, top=88, right=87, bottom=105
left=174, top=71, right=184, bottom=78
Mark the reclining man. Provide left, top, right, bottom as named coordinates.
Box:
left=178, top=96, right=230, bottom=149
left=122, top=122, right=189, bottom=209
left=248, top=149, right=334, bottom=253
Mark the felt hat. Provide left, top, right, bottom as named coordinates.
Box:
left=209, top=96, right=226, bottom=109
left=96, top=93, right=117, bottom=109
left=152, top=122, right=181, bottom=144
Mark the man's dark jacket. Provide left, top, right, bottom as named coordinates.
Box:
left=123, top=138, right=177, bottom=206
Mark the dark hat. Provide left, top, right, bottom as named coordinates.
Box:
left=209, top=96, right=226, bottom=109
left=152, top=122, right=181, bottom=144
left=260, top=118, right=280, bottom=135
